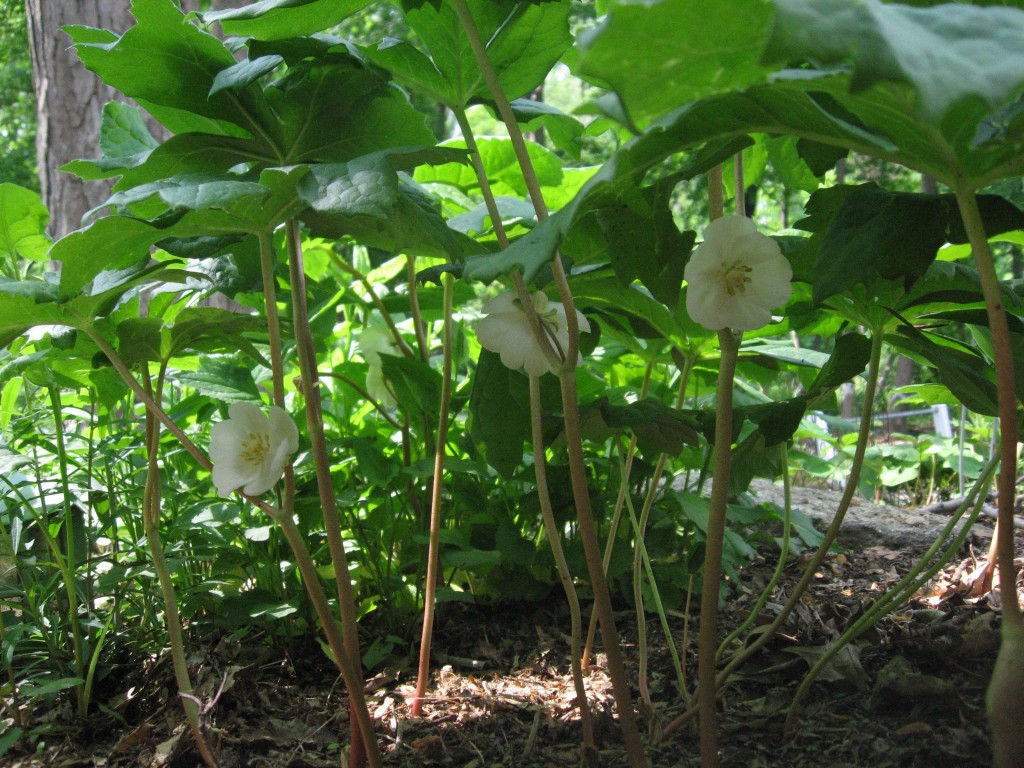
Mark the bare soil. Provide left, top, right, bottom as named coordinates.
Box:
left=5, top=484, right=1019, bottom=768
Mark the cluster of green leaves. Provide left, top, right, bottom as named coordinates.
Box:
left=1, top=0, right=1024, bottom=744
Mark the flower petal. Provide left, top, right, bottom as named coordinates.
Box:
left=684, top=215, right=792, bottom=332
left=267, top=406, right=299, bottom=454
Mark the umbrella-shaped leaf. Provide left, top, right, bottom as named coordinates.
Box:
left=64, top=0, right=266, bottom=136
left=599, top=397, right=700, bottom=455
left=299, top=149, right=475, bottom=258
left=797, top=184, right=1024, bottom=304
left=272, top=58, right=433, bottom=164
left=577, top=0, right=775, bottom=126
left=468, top=349, right=530, bottom=478
left=379, top=353, right=441, bottom=420
left=369, top=0, right=569, bottom=107
left=0, top=282, right=64, bottom=349
left=115, top=317, right=168, bottom=367
left=115, top=133, right=277, bottom=190
left=765, top=0, right=1024, bottom=124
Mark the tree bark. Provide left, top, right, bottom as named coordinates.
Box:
left=26, top=0, right=136, bottom=239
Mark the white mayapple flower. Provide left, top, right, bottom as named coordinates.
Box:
left=477, top=290, right=591, bottom=376
left=358, top=326, right=399, bottom=407
left=684, top=215, right=793, bottom=332
left=209, top=402, right=299, bottom=497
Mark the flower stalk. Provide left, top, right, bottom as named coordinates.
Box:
left=953, top=184, right=1023, bottom=768
left=285, top=219, right=381, bottom=768
left=451, top=102, right=596, bottom=760
left=695, top=327, right=740, bottom=768
left=411, top=271, right=456, bottom=717
left=141, top=370, right=218, bottom=768
left=450, top=2, right=647, bottom=764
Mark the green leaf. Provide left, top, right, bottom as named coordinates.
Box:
left=577, top=0, right=775, bottom=126
left=270, top=57, right=434, bottom=163
left=298, top=149, right=476, bottom=258
left=0, top=282, right=65, bottom=346
left=765, top=0, right=1024, bottom=123
left=363, top=38, right=453, bottom=105
left=347, top=437, right=399, bottom=485
left=95, top=175, right=272, bottom=221
left=596, top=181, right=695, bottom=309
left=574, top=275, right=693, bottom=348
left=808, top=332, right=872, bottom=394
left=201, top=0, right=372, bottom=41
left=114, top=133, right=273, bottom=190
left=61, top=102, right=159, bottom=181
left=598, top=397, right=700, bottom=455
left=172, top=355, right=262, bottom=402
left=116, top=317, right=168, bottom=366
left=210, top=55, right=283, bottom=95
left=0, top=726, right=23, bottom=757
left=379, top=354, right=441, bottom=420
left=888, top=325, right=998, bottom=415
left=463, top=207, right=568, bottom=284
left=64, top=0, right=263, bottom=136
left=416, top=137, right=564, bottom=200
left=0, top=183, right=51, bottom=266
left=18, top=677, right=85, bottom=698
left=509, top=99, right=586, bottom=161
left=740, top=397, right=809, bottom=447
left=54, top=217, right=165, bottom=301
left=766, top=136, right=825, bottom=194
left=168, top=307, right=270, bottom=362
left=443, top=548, right=502, bottom=569
left=798, top=185, right=1024, bottom=304
left=468, top=349, right=530, bottom=478
left=375, top=0, right=569, bottom=107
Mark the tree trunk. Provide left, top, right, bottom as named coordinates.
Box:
left=26, top=0, right=135, bottom=239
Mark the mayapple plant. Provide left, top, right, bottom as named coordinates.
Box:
left=2, top=1, right=1024, bottom=768
left=687, top=197, right=793, bottom=766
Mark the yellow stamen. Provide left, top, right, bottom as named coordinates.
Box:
left=240, top=431, right=270, bottom=464
left=719, top=259, right=752, bottom=296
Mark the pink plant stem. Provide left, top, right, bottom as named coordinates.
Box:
left=411, top=273, right=455, bottom=717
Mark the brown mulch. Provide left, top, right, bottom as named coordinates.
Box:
left=4, top=510, right=1017, bottom=768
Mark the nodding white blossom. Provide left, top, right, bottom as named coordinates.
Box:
left=209, top=402, right=299, bottom=497
left=359, top=326, right=400, bottom=407
left=684, top=215, right=792, bottom=332
left=476, top=291, right=590, bottom=377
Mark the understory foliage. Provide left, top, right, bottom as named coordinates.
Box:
left=1, top=0, right=1024, bottom=766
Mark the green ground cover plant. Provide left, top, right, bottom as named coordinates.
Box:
left=2, top=1, right=1024, bottom=767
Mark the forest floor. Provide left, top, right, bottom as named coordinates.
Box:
left=5, top=481, right=1021, bottom=768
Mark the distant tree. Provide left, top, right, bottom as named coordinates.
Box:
left=26, top=0, right=134, bottom=239
left=0, top=0, right=38, bottom=191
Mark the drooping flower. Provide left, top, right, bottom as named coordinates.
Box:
left=358, top=326, right=400, bottom=407
left=684, top=215, right=792, bottom=332
left=209, top=402, right=299, bottom=497
left=476, top=291, right=591, bottom=376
